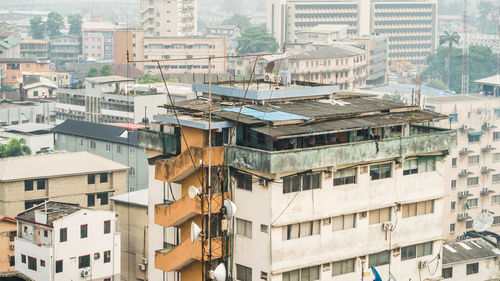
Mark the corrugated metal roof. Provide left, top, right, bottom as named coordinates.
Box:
left=442, top=238, right=500, bottom=265
left=111, top=189, right=148, bottom=207
left=288, top=43, right=366, bottom=60
left=3, top=123, right=53, bottom=133
left=475, top=74, right=500, bottom=87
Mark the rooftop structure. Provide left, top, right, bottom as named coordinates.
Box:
left=0, top=123, right=54, bottom=154
left=475, top=74, right=500, bottom=97
left=0, top=100, right=55, bottom=126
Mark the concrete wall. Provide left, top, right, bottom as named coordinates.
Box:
left=0, top=131, right=53, bottom=154
left=0, top=101, right=55, bottom=126
left=0, top=220, right=16, bottom=272
left=442, top=258, right=500, bottom=281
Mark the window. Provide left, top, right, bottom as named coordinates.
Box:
left=100, top=173, right=108, bottom=183
left=282, top=220, right=320, bottom=240
left=493, top=216, right=500, bottom=225
left=236, top=264, right=252, bottom=281
left=129, top=167, right=136, bottom=176
left=36, top=179, right=46, bottom=190
left=21, top=254, right=26, bottom=263
left=450, top=223, right=455, bottom=232
left=90, top=141, right=96, bottom=149
left=25, top=199, right=44, bottom=210
left=9, top=256, right=14, bottom=266
left=302, top=172, right=321, bottom=190
left=24, top=180, right=34, bottom=191
left=466, top=220, right=473, bottom=229
left=401, top=242, right=432, bottom=261
left=87, top=194, right=95, bottom=207
left=466, top=263, right=479, bottom=275
left=494, top=153, right=500, bottom=162
left=116, top=145, right=121, bottom=153
left=332, top=258, right=355, bottom=276
left=80, top=224, right=88, bottom=239
left=403, top=159, right=418, bottom=175
left=260, top=224, right=268, bottom=233
left=236, top=171, right=252, bottom=191
left=105, top=144, right=111, bottom=151
left=332, top=214, right=356, bottom=231
left=468, top=132, right=482, bottom=143
left=28, top=256, right=37, bottom=271
left=334, top=168, right=356, bottom=186
left=451, top=201, right=456, bottom=211
left=369, top=251, right=390, bottom=267
left=78, top=255, right=90, bottom=268
left=33, top=91, right=38, bottom=97
left=492, top=195, right=500, bottom=204
left=104, top=250, right=111, bottom=263
left=44, top=230, right=48, bottom=237
left=79, top=139, right=84, bottom=146
left=468, top=155, right=480, bottom=165
left=442, top=267, right=453, bottom=279
left=451, top=180, right=457, bottom=190
left=402, top=200, right=434, bottom=218
left=104, top=220, right=111, bottom=234
left=466, top=198, right=478, bottom=208
left=60, top=228, right=67, bottom=242
left=369, top=207, right=391, bottom=224
left=494, top=132, right=500, bottom=140
left=88, top=174, right=95, bottom=184
left=370, top=163, right=391, bottom=180
left=418, top=157, right=436, bottom=172
left=97, top=192, right=109, bottom=205
left=236, top=218, right=252, bottom=238
left=283, top=172, right=321, bottom=193
left=56, top=260, right=63, bottom=273
left=129, top=147, right=135, bottom=156
left=452, top=158, right=457, bottom=167
left=40, top=260, right=45, bottom=267
left=283, top=266, right=320, bottom=281
left=493, top=174, right=500, bottom=183
left=467, top=177, right=479, bottom=186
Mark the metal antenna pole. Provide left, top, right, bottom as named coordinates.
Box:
left=207, top=57, right=213, bottom=275
left=461, top=0, right=469, bottom=94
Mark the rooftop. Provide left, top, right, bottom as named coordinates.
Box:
left=0, top=151, right=128, bottom=182
left=0, top=214, right=16, bottom=223
left=54, top=119, right=139, bottom=146
left=367, top=83, right=452, bottom=97
left=426, top=93, right=499, bottom=103
left=475, top=74, right=500, bottom=87
left=3, top=123, right=53, bottom=134
left=0, top=57, right=40, bottom=63
left=0, top=35, right=20, bottom=49
left=86, top=75, right=134, bottom=84
left=443, top=238, right=500, bottom=266
left=111, top=189, right=148, bottom=207
left=16, top=201, right=83, bottom=227
left=288, top=43, right=366, bottom=60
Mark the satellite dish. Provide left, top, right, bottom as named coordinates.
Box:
left=223, top=199, right=237, bottom=219
left=473, top=212, right=494, bottom=232
left=265, top=61, right=275, bottom=73
left=188, top=186, right=202, bottom=199
left=209, top=263, right=226, bottom=281
left=190, top=221, right=202, bottom=243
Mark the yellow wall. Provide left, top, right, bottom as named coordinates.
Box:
left=181, top=127, right=206, bottom=152
left=0, top=219, right=16, bottom=272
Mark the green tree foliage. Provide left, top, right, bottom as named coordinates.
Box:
left=46, top=12, right=65, bottom=38
left=236, top=26, right=279, bottom=55
left=439, top=30, right=460, bottom=89
left=223, top=13, right=252, bottom=32
left=68, top=14, right=83, bottom=35
left=137, top=74, right=162, bottom=84
left=426, top=79, right=447, bottom=90
left=30, top=16, right=46, bottom=39
left=382, top=92, right=405, bottom=103
left=0, top=138, right=31, bottom=158
left=100, top=65, right=114, bottom=76
left=423, top=45, right=497, bottom=94
left=88, top=67, right=99, bottom=77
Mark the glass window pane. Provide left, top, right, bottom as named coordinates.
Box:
left=332, top=216, right=343, bottom=231
left=344, top=214, right=355, bottom=229
left=300, top=222, right=312, bottom=237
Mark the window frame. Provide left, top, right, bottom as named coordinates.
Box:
left=55, top=260, right=63, bottom=273
left=80, top=224, right=88, bottom=239
left=442, top=267, right=453, bottom=279
left=60, top=228, right=67, bottom=242
left=104, top=220, right=111, bottom=234
left=78, top=255, right=90, bottom=269
left=368, top=251, right=390, bottom=267
left=370, top=163, right=392, bottom=180
left=466, top=262, right=479, bottom=275
left=333, top=167, right=357, bottom=186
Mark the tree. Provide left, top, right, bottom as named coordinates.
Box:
left=223, top=13, right=252, bottom=32
left=422, top=45, right=497, bottom=94
left=68, top=14, right=83, bottom=35
left=88, top=67, right=99, bottom=77
left=137, top=74, right=162, bottom=84
left=439, top=30, right=460, bottom=89
left=426, top=79, right=447, bottom=90
left=382, top=92, right=405, bottom=103
left=100, top=65, right=114, bottom=76
left=46, top=12, right=65, bottom=38
left=236, top=26, right=279, bottom=55
left=30, top=16, right=46, bottom=39
left=0, top=138, right=31, bottom=158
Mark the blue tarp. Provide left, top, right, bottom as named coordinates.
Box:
left=221, top=107, right=311, bottom=122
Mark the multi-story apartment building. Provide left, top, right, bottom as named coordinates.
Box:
left=14, top=201, right=120, bottom=281
left=0, top=35, right=20, bottom=58
left=82, top=22, right=115, bottom=62
left=206, top=25, right=240, bottom=56
left=0, top=58, right=49, bottom=86
left=424, top=94, right=500, bottom=240
left=50, top=34, right=80, bottom=66
left=0, top=215, right=16, bottom=272
left=140, top=0, right=198, bottom=37
left=286, top=43, right=369, bottom=90
left=20, top=39, right=50, bottom=60
left=139, top=80, right=456, bottom=281
left=53, top=119, right=150, bottom=192
left=0, top=151, right=128, bottom=217
left=267, top=0, right=436, bottom=65
left=0, top=100, right=55, bottom=126
left=344, top=35, right=388, bottom=87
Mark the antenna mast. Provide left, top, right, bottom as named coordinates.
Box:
left=461, top=0, right=469, bottom=94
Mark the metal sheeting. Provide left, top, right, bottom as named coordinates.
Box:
left=221, top=107, right=311, bottom=122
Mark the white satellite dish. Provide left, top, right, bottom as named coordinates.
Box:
left=223, top=199, right=237, bottom=219
left=190, top=221, right=202, bottom=243
left=473, top=212, right=494, bottom=232
left=208, top=263, right=226, bottom=281
left=188, top=186, right=202, bottom=199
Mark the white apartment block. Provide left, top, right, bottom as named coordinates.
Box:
left=425, top=94, right=500, bottom=240
left=140, top=0, right=198, bottom=37
left=267, top=0, right=436, bottom=64
left=14, top=202, right=120, bottom=281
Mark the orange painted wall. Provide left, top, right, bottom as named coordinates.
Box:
left=181, top=127, right=206, bottom=152
left=0, top=219, right=16, bottom=272
left=1, top=61, right=50, bottom=86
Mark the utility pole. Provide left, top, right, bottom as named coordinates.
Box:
left=461, top=0, right=469, bottom=94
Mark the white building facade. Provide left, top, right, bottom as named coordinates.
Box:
left=15, top=202, right=120, bottom=281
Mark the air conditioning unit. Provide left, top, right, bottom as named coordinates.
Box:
left=392, top=247, right=401, bottom=256
left=486, top=122, right=492, bottom=128
left=382, top=222, right=393, bottom=231
left=463, top=124, right=470, bottom=130
left=482, top=209, right=489, bottom=213
left=138, top=263, right=146, bottom=271
left=418, top=261, right=427, bottom=269
left=81, top=269, right=91, bottom=277
left=259, top=178, right=269, bottom=187
left=9, top=244, right=14, bottom=250
left=264, top=74, right=281, bottom=82
left=94, top=252, right=100, bottom=259
left=481, top=188, right=490, bottom=195
left=142, top=257, right=148, bottom=265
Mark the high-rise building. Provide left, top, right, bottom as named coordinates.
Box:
left=139, top=79, right=456, bottom=281
left=82, top=22, right=116, bottom=62
left=140, top=0, right=198, bottom=37
left=267, top=0, right=436, bottom=65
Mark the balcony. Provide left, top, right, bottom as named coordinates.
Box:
left=155, top=193, right=231, bottom=228
left=226, top=130, right=456, bottom=175
left=155, top=237, right=224, bottom=272
left=155, top=146, right=224, bottom=183
left=138, top=129, right=181, bottom=156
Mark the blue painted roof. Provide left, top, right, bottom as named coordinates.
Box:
left=221, top=107, right=311, bottom=122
